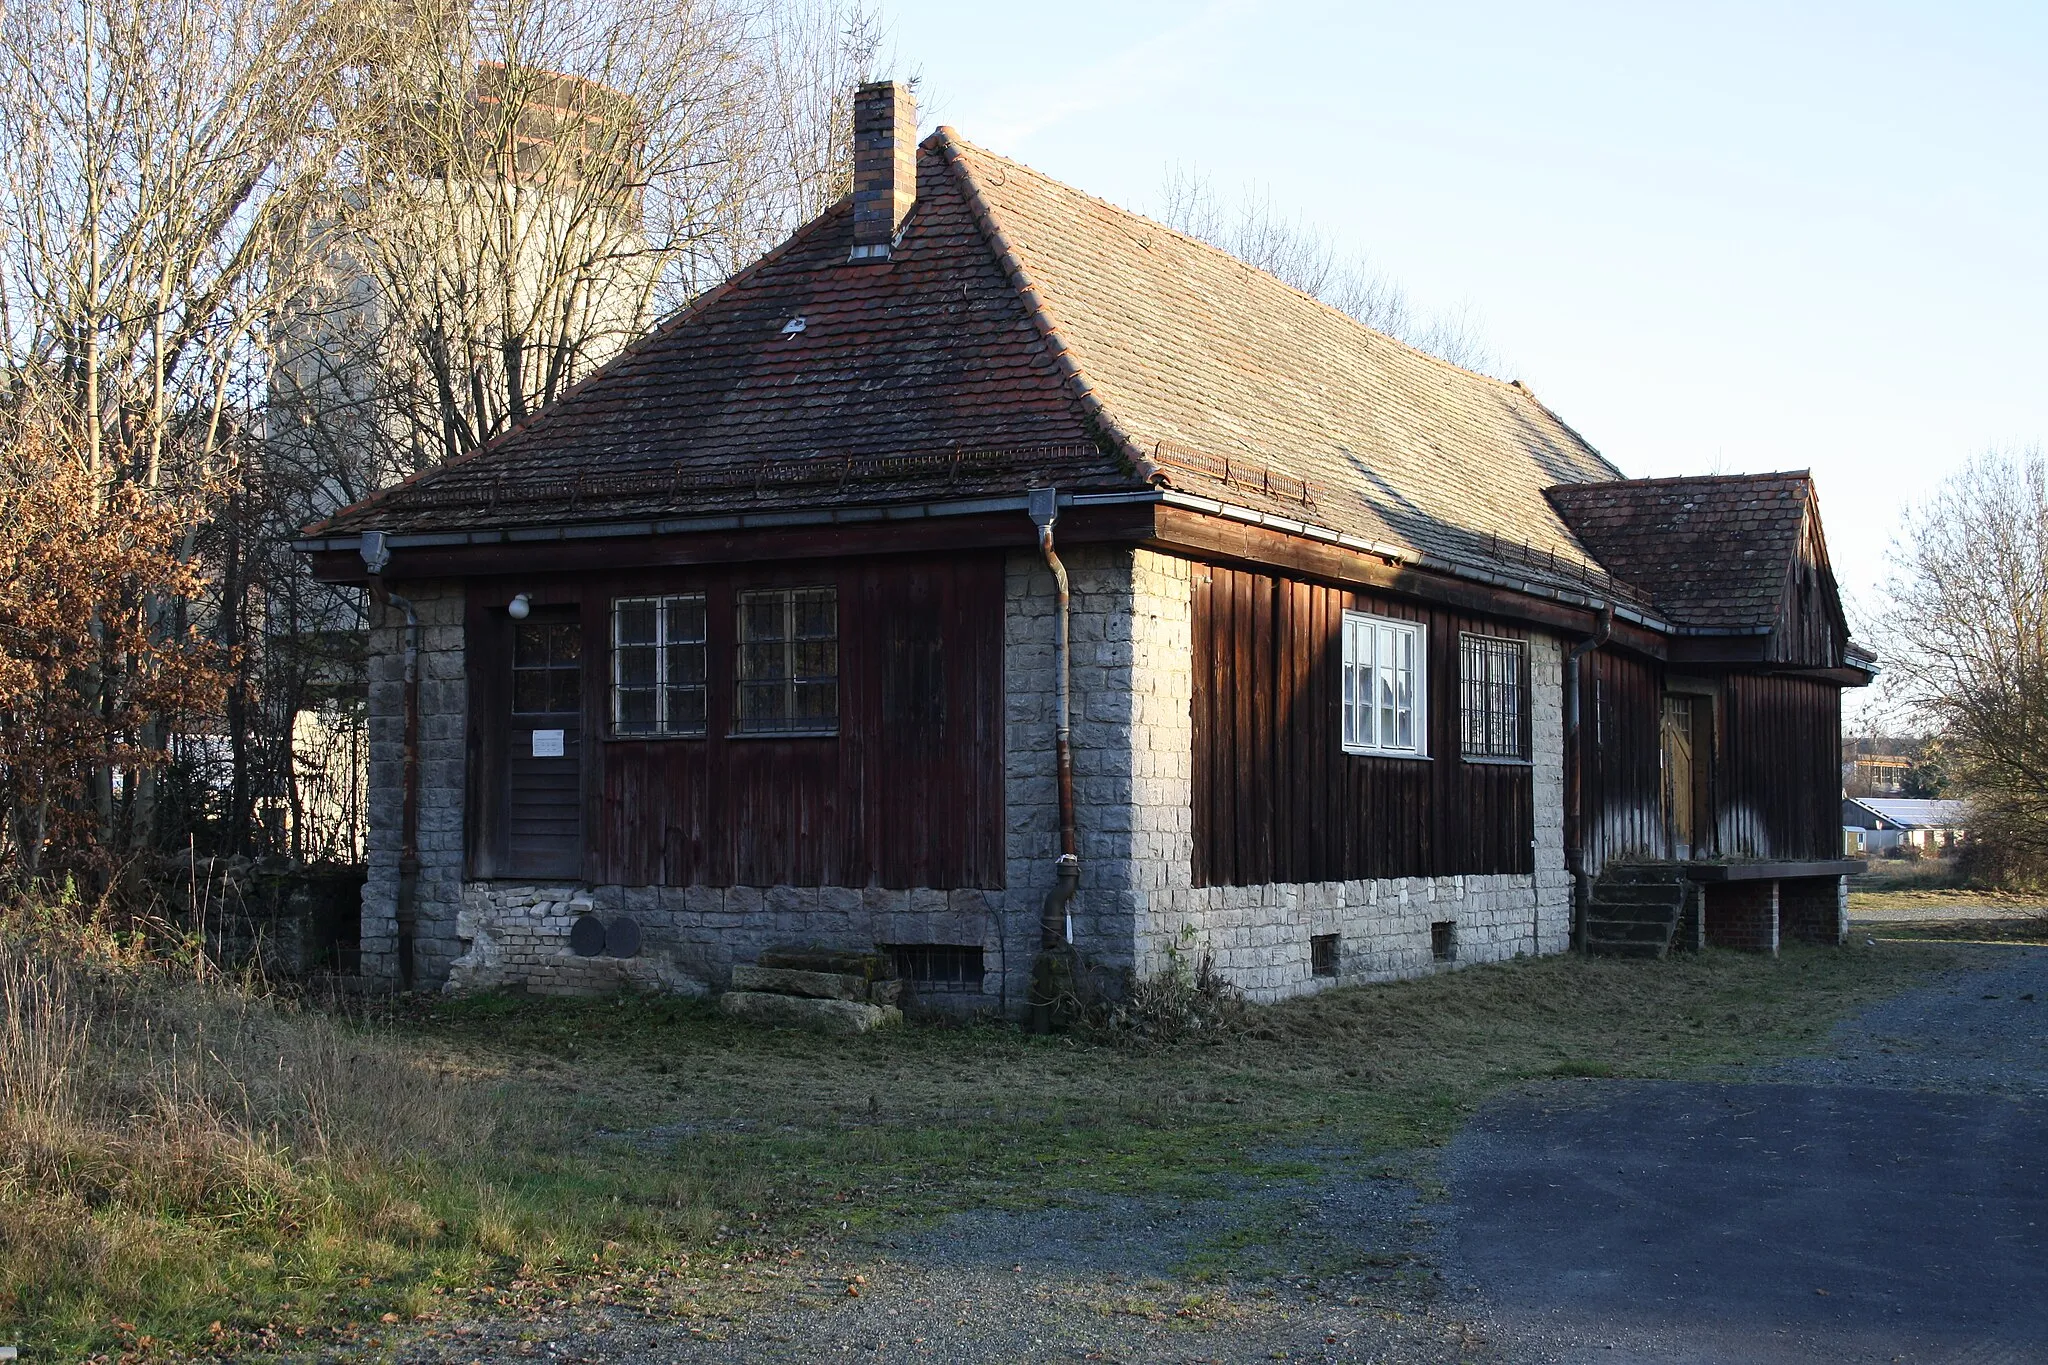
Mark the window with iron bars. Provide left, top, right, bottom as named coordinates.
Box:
left=1459, top=633, right=1527, bottom=760
left=735, top=587, right=838, bottom=734
left=612, top=595, right=708, bottom=736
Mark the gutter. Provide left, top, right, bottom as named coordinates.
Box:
left=1027, top=486, right=1080, bottom=1034
left=360, top=531, right=420, bottom=991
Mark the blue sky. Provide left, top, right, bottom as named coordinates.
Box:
left=880, top=0, right=2047, bottom=633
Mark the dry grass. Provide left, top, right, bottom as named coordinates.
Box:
left=0, top=913, right=654, bottom=1358
left=1, top=914, right=1951, bottom=1358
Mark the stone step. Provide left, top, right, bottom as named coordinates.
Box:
left=1586, top=900, right=1683, bottom=926
left=1584, top=916, right=1675, bottom=944
left=731, top=963, right=869, bottom=1001
left=1591, top=883, right=1688, bottom=910
left=1585, top=936, right=1670, bottom=960
left=718, top=991, right=904, bottom=1035
left=758, top=945, right=894, bottom=980
left=1599, top=864, right=1689, bottom=886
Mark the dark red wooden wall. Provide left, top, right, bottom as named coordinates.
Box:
left=1579, top=648, right=1668, bottom=869
left=1189, top=564, right=1537, bottom=886
left=466, top=551, right=1006, bottom=889
left=1718, top=672, right=1842, bottom=860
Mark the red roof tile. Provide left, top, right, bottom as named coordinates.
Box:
left=306, top=130, right=1637, bottom=599
left=1545, top=473, right=1819, bottom=633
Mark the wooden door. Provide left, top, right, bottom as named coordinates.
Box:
left=507, top=608, right=583, bottom=879
left=1660, top=694, right=1695, bottom=859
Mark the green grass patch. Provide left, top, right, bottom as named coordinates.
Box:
left=5, top=937, right=1947, bottom=1357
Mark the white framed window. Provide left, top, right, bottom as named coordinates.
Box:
left=612, top=594, right=708, bottom=736
left=735, top=586, right=838, bottom=734
left=1459, top=633, right=1528, bottom=761
left=1341, top=611, right=1426, bottom=757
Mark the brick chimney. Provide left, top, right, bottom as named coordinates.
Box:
left=850, top=80, right=916, bottom=260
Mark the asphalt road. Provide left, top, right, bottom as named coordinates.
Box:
left=1443, top=945, right=2048, bottom=1364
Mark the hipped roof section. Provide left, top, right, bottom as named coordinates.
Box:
left=306, top=130, right=1635, bottom=601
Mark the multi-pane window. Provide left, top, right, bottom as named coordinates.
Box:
left=612, top=595, right=708, bottom=735
left=512, top=621, right=581, bottom=714
left=1460, top=633, right=1527, bottom=760
left=735, top=587, right=838, bottom=734
left=1341, top=611, right=1425, bottom=756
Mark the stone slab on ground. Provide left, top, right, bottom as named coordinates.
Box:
left=717, top=991, right=902, bottom=1035
left=729, top=964, right=868, bottom=1000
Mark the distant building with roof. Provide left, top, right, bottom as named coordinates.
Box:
left=1844, top=798, right=1971, bottom=856
left=297, top=80, right=1874, bottom=1008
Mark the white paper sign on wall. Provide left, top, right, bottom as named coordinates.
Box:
left=531, top=728, right=565, bottom=758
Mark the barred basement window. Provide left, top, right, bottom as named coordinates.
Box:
left=1341, top=610, right=1426, bottom=757
left=890, top=944, right=984, bottom=991
left=735, top=587, right=838, bottom=734
left=1431, top=920, right=1458, bottom=962
left=1459, top=633, right=1527, bottom=760
left=1310, top=933, right=1340, bottom=978
left=612, top=594, right=708, bottom=735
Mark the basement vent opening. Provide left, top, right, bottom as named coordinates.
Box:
left=888, top=944, right=985, bottom=992
left=1431, top=921, right=1457, bottom=962
left=1310, top=933, right=1339, bottom=978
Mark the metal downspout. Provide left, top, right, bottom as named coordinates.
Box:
left=361, top=532, right=420, bottom=991
left=1564, top=605, right=1614, bottom=952
left=1028, top=488, right=1079, bottom=1032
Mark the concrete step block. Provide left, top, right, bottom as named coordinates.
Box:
left=759, top=945, right=893, bottom=980
left=1584, top=937, right=1670, bottom=960
left=731, top=963, right=867, bottom=1001
left=1592, top=884, right=1687, bottom=909
left=1581, top=925, right=1679, bottom=945
left=717, top=991, right=903, bottom=1035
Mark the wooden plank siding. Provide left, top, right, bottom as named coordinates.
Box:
left=466, top=551, right=1006, bottom=889
left=1190, top=564, right=1537, bottom=887
left=1579, top=648, right=1668, bottom=870
left=1765, top=512, right=1848, bottom=668
left=1718, top=672, right=1842, bottom=861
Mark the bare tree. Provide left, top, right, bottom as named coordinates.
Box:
left=1156, top=166, right=1501, bottom=376
left=1874, top=448, right=2048, bottom=877
left=0, top=0, right=361, bottom=866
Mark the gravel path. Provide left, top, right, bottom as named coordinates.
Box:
left=369, top=946, right=2045, bottom=1365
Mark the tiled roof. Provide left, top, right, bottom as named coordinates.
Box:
left=307, top=130, right=1627, bottom=591
left=1544, top=473, right=1817, bottom=633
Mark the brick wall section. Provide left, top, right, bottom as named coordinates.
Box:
left=1779, top=875, right=1848, bottom=946
left=362, top=583, right=467, bottom=988
left=1704, top=881, right=1780, bottom=953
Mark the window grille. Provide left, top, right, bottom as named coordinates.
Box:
left=512, top=621, right=581, bottom=714
left=611, top=595, right=708, bottom=735
left=1310, top=933, right=1340, bottom=978
left=1431, top=920, right=1458, bottom=962
left=1459, top=633, right=1527, bottom=760
left=1341, top=611, right=1426, bottom=756
left=889, top=944, right=984, bottom=991
left=735, top=587, right=838, bottom=734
